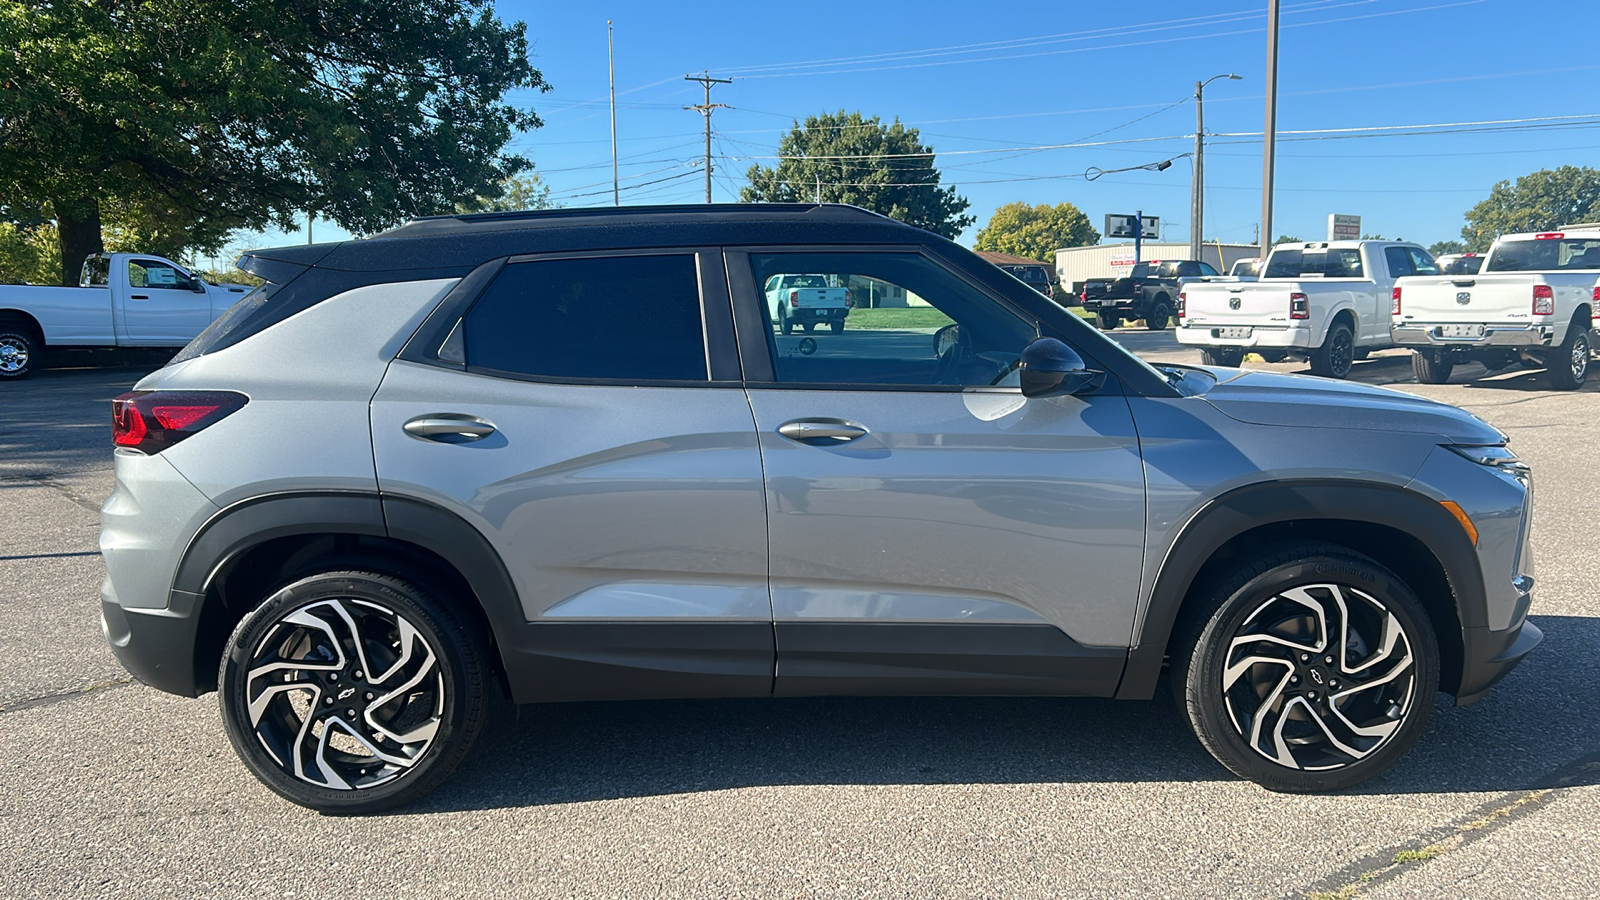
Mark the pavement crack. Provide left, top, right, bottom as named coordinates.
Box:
left=0, top=676, right=135, bottom=716
left=0, top=472, right=105, bottom=514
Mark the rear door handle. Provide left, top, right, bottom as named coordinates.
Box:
left=777, top=419, right=869, bottom=443
left=403, top=414, right=496, bottom=443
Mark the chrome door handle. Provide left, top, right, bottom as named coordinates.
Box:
left=403, top=415, right=496, bottom=443
left=777, top=419, right=869, bottom=443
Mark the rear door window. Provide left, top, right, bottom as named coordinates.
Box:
left=462, top=254, right=709, bottom=383
left=1384, top=247, right=1415, bottom=278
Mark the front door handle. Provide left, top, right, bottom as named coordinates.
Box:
left=130, top=294, right=150, bottom=300
left=403, top=414, right=496, bottom=443
left=777, top=419, right=869, bottom=443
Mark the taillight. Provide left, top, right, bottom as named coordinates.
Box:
left=112, top=391, right=247, bottom=454
left=1391, top=286, right=1402, bottom=316
left=789, top=290, right=799, bottom=308
left=1289, top=292, right=1309, bottom=320
left=1177, top=291, right=1186, bottom=319
left=844, top=288, right=854, bottom=308
left=1532, top=284, right=1555, bottom=315
left=1535, top=232, right=1564, bottom=240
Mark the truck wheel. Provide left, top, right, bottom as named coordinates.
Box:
left=1171, top=543, right=1439, bottom=792
left=1411, top=351, right=1454, bottom=385
left=1546, top=322, right=1590, bottom=390
left=0, top=326, right=40, bottom=379
left=1146, top=298, right=1172, bottom=330
left=1099, top=312, right=1120, bottom=331
left=1201, top=348, right=1245, bottom=368
left=1309, top=321, right=1354, bottom=379
left=830, top=320, right=845, bottom=335
left=779, top=308, right=793, bottom=335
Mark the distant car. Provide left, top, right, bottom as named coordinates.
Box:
left=1082, top=259, right=1221, bottom=330
left=995, top=263, right=1059, bottom=300
left=1229, top=258, right=1261, bottom=278
left=1436, top=253, right=1485, bottom=275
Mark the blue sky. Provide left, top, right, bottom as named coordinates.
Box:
left=249, top=0, right=1600, bottom=257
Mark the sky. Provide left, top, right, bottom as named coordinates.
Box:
left=242, top=0, right=1600, bottom=258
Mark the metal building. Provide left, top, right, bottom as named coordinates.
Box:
left=1055, top=242, right=1260, bottom=295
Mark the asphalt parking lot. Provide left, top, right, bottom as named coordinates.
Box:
left=2, top=343, right=1598, bottom=899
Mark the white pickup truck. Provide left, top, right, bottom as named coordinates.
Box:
left=0, top=252, right=250, bottom=379
left=1392, top=230, right=1599, bottom=389
left=1176, top=240, right=1436, bottom=379
left=764, top=273, right=851, bottom=335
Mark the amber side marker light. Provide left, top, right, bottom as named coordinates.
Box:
left=1439, top=500, right=1479, bottom=546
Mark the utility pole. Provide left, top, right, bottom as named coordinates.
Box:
left=1261, top=0, right=1281, bottom=259
left=1133, top=210, right=1143, bottom=264
left=609, top=21, right=619, bottom=206
left=1192, top=74, right=1242, bottom=265
left=684, top=72, right=731, bottom=203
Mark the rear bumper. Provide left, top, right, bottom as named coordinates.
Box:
left=1392, top=323, right=1555, bottom=349
left=788, top=308, right=848, bottom=322
left=1175, top=323, right=1314, bottom=349
left=101, top=590, right=205, bottom=697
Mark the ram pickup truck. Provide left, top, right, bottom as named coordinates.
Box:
left=764, top=273, right=851, bottom=334
left=1392, top=230, right=1599, bottom=389
left=1081, top=259, right=1221, bottom=330
left=1176, top=240, right=1437, bottom=379
left=0, top=252, right=250, bottom=379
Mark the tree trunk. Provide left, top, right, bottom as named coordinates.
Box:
left=53, top=195, right=105, bottom=287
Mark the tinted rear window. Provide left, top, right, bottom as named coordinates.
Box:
left=1488, top=238, right=1600, bottom=272
left=1264, top=248, right=1365, bottom=278
left=463, top=254, right=708, bottom=382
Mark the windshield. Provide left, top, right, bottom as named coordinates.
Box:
left=1487, top=238, right=1600, bottom=272
left=1264, top=247, right=1365, bottom=278
left=1442, top=256, right=1483, bottom=275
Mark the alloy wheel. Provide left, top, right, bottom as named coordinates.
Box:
left=1572, top=331, right=1589, bottom=382
left=0, top=336, right=29, bottom=374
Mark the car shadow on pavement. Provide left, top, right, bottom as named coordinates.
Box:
left=402, top=614, right=1595, bottom=815
left=1454, top=367, right=1600, bottom=393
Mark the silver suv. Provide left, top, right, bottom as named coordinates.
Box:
left=100, top=205, right=1541, bottom=813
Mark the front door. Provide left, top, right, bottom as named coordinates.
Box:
left=120, top=258, right=212, bottom=344
left=730, top=249, right=1147, bottom=698
left=372, top=250, right=772, bottom=702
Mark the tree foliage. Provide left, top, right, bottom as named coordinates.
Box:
left=1428, top=240, right=1467, bottom=257
left=740, top=111, right=972, bottom=238
left=0, top=222, right=59, bottom=285
left=457, top=172, right=554, bottom=214
left=1, top=0, right=547, bottom=283
left=1274, top=235, right=1303, bottom=244
left=973, top=202, right=1098, bottom=262
left=1461, top=166, right=1600, bottom=252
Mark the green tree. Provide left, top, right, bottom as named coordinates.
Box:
left=740, top=111, right=973, bottom=238
left=457, top=172, right=554, bottom=214
left=0, top=222, right=60, bottom=285
left=1461, top=166, right=1600, bottom=252
left=973, top=202, right=1098, bottom=262
left=1428, top=240, right=1467, bottom=257
left=1, top=0, right=547, bottom=284
left=1274, top=235, right=1303, bottom=244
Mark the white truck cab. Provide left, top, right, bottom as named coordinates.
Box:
left=1176, top=240, right=1434, bottom=378
left=0, top=252, right=251, bottom=378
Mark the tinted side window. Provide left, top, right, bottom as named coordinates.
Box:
left=1384, top=247, right=1415, bottom=278
left=1198, top=262, right=1220, bottom=276
left=464, top=255, right=708, bottom=382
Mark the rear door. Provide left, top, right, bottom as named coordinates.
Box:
left=117, top=258, right=212, bottom=344
left=729, top=247, right=1145, bottom=698
left=371, top=249, right=773, bottom=701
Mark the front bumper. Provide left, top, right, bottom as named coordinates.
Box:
left=1456, top=614, right=1542, bottom=706
left=1175, top=323, right=1313, bottom=349
left=1391, top=323, right=1555, bottom=349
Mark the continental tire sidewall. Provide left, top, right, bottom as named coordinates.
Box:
left=1183, top=552, right=1440, bottom=792
left=217, top=571, right=486, bottom=814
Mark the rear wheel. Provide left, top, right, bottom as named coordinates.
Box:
left=1310, top=321, right=1355, bottom=379
left=0, top=326, right=41, bottom=380
left=830, top=320, right=845, bottom=335
left=1546, top=322, right=1590, bottom=390
left=1201, top=347, right=1245, bottom=368
left=1173, top=544, right=1439, bottom=792
left=1098, top=312, right=1120, bottom=331
left=218, top=570, right=488, bottom=813
left=1146, top=298, right=1171, bottom=330
left=779, top=308, right=793, bottom=335
left=1411, top=351, right=1454, bottom=385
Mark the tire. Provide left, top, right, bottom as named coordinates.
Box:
left=1411, top=351, right=1454, bottom=385
left=0, top=326, right=41, bottom=380
left=1098, top=313, right=1120, bottom=331
left=1545, top=322, right=1590, bottom=390
left=1171, top=543, right=1439, bottom=792
left=830, top=320, right=845, bottom=335
left=1201, top=347, right=1245, bottom=368
left=1145, top=298, right=1171, bottom=330
left=218, top=570, right=488, bottom=814
left=779, top=308, right=793, bottom=336
left=1309, top=320, right=1355, bottom=379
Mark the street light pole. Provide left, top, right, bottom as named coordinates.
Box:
left=1191, top=73, right=1242, bottom=265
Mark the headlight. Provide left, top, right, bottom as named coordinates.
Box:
left=1444, top=443, right=1529, bottom=472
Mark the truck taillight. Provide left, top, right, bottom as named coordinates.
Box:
left=1289, top=292, right=1309, bottom=320
left=1177, top=291, right=1186, bottom=319
left=844, top=288, right=854, bottom=308
left=1535, top=232, right=1564, bottom=240
left=789, top=290, right=799, bottom=308
left=112, top=391, right=248, bottom=454
left=1391, top=286, right=1402, bottom=316
left=1532, top=284, right=1555, bottom=315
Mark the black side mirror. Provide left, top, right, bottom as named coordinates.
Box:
left=1019, top=337, right=1104, bottom=398
left=190, top=278, right=208, bottom=293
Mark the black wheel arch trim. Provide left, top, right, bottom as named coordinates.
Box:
left=1114, top=479, right=1488, bottom=701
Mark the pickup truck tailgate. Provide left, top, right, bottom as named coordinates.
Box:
left=1395, top=275, right=1539, bottom=324
left=1183, top=283, right=1290, bottom=324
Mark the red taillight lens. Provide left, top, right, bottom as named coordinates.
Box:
left=1177, top=291, right=1186, bottom=319
left=111, top=391, right=247, bottom=454
left=1391, top=286, right=1402, bottom=316
left=789, top=290, right=799, bottom=308
left=1532, top=284, right=1555, bottom=315
left=1290, top=292, right=1309, bottom=320
left=1535, top=232, right=1564, bottom=240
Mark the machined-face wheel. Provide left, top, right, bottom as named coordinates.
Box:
left=219, top=570, right=487, bottom=813
left=0, top=331, right=37, bottom=378
left=1175, top=544, right=1439, bottom=792
left=1222, top=584, right=1415, bottom=771
left=1571, top=331, right=1589, bottom=382
left=244, top=598, right=445, bottom=791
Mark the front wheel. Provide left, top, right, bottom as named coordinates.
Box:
left=1173, top=544, right=1439, bottom=792
left=1546, top=323, right=1590, bottom=390
left=1412, top=351, right=1454, bottom=385
left=0, top=326, right=41, bottom=379
left=218, top=570, right=488, bottom=813
left=1310, top=321, right=1355, bottom=379
left=1145, top=299, right=1171, bottom=330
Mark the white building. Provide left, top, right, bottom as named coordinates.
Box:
left=1055, top=242, right=1260, bottom=295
